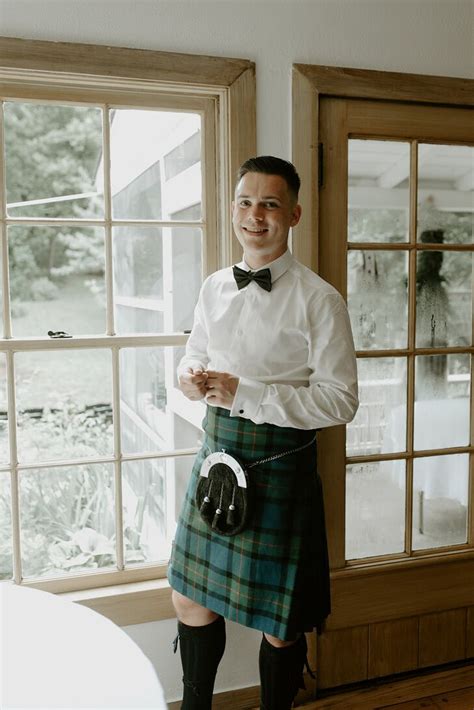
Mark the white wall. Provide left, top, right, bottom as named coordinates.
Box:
left=1, top=0, right=472, bottom=703
left=0, top=0, right=472, bottom=158
left=124, top=617, right=262, bottom=702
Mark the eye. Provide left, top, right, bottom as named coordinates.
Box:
left=239, top=199, right=251, bottom=207
left=264, top=201, right=279, bottom=209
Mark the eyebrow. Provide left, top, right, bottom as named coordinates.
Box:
left=237, top=194, right=282, bottom=201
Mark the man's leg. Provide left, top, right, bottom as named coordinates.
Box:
left=259, top=632, right=309, bottom=710
left=172, top=591, right=226, bottom=710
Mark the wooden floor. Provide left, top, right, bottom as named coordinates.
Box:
left=379, top=686, right=474, bottom=708
left=304, top=666, right=474, bottom=710
left=168, top=665, right=474, bottom=709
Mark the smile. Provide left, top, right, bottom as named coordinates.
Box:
left=243, top=227, right=268, bottom=234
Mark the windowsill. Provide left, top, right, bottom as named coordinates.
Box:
left=60, top=577, right=175, bottom=627
left=56, top=548, right=474, bottom=630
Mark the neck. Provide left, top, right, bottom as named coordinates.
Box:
left=243, top=247, right=287, bottom=271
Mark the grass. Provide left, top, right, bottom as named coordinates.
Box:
left=12, top=276, right=111, bottom=408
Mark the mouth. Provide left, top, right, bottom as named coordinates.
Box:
left=242, top=227, right=268, bottom=235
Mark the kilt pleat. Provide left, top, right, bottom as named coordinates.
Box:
left=168, top=406, right=330, bottom=640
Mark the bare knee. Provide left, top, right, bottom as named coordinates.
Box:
left=172, top=590, right=219, bottom=626
left=264, top=632, right=300, bottom=648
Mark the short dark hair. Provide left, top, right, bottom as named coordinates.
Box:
left=237, top=156, right=301, bottom=201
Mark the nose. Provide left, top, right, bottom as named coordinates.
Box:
left=248, top=204, right=264, bottom=222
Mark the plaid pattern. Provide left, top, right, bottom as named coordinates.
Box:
left=168, top=406, right=330, bottom=640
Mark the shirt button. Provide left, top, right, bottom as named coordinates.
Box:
left=239, top=409, right=244, bottom=414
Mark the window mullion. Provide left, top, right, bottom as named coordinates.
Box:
left=112, top=347, right=124, bottom=571
left=0, top=102, right=21, bottom=582
left=0, top=334, right=189, bottom=351
left=405, top=140, right=419, bottom=556
left=102, top=105, right=115, bottom=337
left=10, top=447, right=199, bottom=472
left=5, top=218, right=205, bottom=229
left=202, top=101, right=218, bottom=273
left=6, top=350, right=22, bottom=582
left=0, top=101, right=12, bottom=340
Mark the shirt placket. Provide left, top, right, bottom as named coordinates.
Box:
left=230, top=283, right=256, bottom=358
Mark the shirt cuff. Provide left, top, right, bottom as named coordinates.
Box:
left=230, top=376, right=266, bottom=420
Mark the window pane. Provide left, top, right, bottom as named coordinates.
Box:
left=348, top=250, right=408, bottom=349
left=9, top=226, right=106, bottom=337
left=0, top=471, right=12, bottom=580
left=0, top=353, right=8, bottom=464
left=412, top=454, right=468, bottom=550
left=164, top=130, right=201, bottom=181
left=417, top=144, right=473, bottom=245
left=346, top=460, right=406, bottom=560
left=120, top=347, right=204, bottom=455
left=113, top=226, right=202, bottom=334
left=20, top=463, right=115, bottom=579
left=4, top=102, right=103, bottom=219
left=346, top=357, right=407, bottom=456
left=415, top=354, right=470, bottom=450
left=109, top=109, right=202, bottom=220
left=348, top=140, right=409, bottom=243
left=416, top=250, right=472, bottom=348
left=16, top=350, right=113, bottom=463
left=123, top=455, right=194, bottom=566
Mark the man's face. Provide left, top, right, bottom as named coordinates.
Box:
left=232, top=172, right=301, bottom=266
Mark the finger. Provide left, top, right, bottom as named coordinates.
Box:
left=205, top=374, right=223, bottom=384
left=185, top=383, right=207, bottom=394
left=181, top=373, right=207, bottom=385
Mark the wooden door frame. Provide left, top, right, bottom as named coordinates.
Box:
left=291, top=65, right=474, bottom=632
left=291, top=64, right=473, bottom=273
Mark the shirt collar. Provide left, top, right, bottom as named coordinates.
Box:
left=238, top=249, right=293, bottom=285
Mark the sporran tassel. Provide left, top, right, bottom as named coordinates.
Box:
left=226, top=486, right=237, bottom=528
left=212, top=483, right=225, bottom=531
left=199, top=480, right=213, bottom=518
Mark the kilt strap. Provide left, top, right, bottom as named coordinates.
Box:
left=204, top=432, right=317, bottom=469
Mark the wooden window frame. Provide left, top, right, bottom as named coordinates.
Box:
left=0, top=36, right=255, bottom=624
left=292, top=65, right=474, bottom=630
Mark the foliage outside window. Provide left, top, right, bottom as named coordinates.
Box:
left=0, top=43, right=251, bottom=590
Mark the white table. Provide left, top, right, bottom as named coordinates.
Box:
left=383, top=397, right=470, bottom=504
left=1, top=584, right=167, bottom=709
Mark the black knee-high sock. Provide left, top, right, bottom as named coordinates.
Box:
left=259, top=633, right=310, bottom=710
left=174, top=616, right=226, bottom=710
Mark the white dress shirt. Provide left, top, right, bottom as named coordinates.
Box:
left=178, top=249, right=358, bottom=430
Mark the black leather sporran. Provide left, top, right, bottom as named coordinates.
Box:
left=196, top=451, right=251, bottom=536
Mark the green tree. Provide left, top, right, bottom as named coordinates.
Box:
left=4, top=101, right=104, bottom=302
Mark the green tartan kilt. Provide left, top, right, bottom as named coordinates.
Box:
left=168, top=406, right=330, bottom=641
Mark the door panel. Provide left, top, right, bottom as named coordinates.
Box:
left=368, top=618, right=419, bottom=678
left=419, top=610, right=467, bottom=667
left=318, top=626, right=369, bottom=688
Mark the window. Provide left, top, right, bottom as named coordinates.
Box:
left=0, top=37, right=255, bottom=595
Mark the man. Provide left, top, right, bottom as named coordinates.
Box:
left=168, top=156, right=358, bottom=709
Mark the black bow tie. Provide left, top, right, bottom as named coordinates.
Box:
left=233, top=265, right=272, bottom=292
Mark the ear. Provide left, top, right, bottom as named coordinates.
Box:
left=290, top=203, right=302, bottom=228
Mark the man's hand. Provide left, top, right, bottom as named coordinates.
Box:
left=205, top=370, right=239, bottom=410
left=178, top=367, right=209, bottom=401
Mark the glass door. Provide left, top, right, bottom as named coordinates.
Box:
left=317, top=97, right=473, bottom=690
